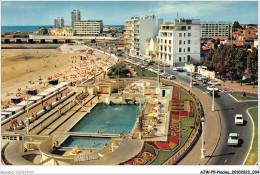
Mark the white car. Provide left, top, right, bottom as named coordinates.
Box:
left=227, top=133, right=239, bottom=146
left=235, top=114, right=244, bottom=125
left=208, top=80, right=221, bottom=86
left=194, top=75, right=202, bottom=79
left=206, top=86, right=219, bottom=92
left=168, top=75, right=176, bottom=80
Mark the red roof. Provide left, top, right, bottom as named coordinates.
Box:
left=202, top=47, right=210, bottom=51
left=118, top=45, right=124, bottom=47
left=235, top=43, right=244, bottom=46
left=212, top=36, right=228, bottom=40
left=119, top=41, right=126, bottom=45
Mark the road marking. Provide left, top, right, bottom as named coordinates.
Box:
left=243, top=107, right=256, bottom=165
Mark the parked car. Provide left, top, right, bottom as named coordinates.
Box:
left=186, top=72, right=191, bottom=76
left=235, top=114, right=244, bottom=125
left=209, top=91, right=220, bottom=97
left=206, top=86, right=219, bottom=92
left=173, top=67, right=178, bottom=71
left=176, top=67, right=185, bottom=72
left=208, top=80, right=221, bottom=86
left=227, top=133, right=239, bottom=146
left=191, top=80, right=199, bottom=86
left=168, top=75, right=176, bottom=80
left=194, top=74, right=202, bottom=79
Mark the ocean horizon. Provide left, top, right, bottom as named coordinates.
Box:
left=1, top=25, right=124, bottom=33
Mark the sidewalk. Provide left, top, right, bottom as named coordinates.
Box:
left=177, top=81, right=221, bottom=165
left=222, top=80, right=258, bottom=94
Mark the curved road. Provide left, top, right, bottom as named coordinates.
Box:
left=127, top=57, right=258, bottom=165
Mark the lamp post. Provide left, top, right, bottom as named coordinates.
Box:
left=25, top=86, right=30, bottom=134
left=212, top=86, right=215, bottom=111
left=201, top=117, right=205, bottom=158
left=190, top=74, right=193, bottom=88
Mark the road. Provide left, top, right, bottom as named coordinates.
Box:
left=125, top=57, right=258, bottom=165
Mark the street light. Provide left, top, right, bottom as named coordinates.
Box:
left=190, top=74, right=193, bottom=88
left=212, top=86, right=215, bottom=111
left=25, top=86, right=30, bottom=134
left=201, top=116, right=205, bottom=158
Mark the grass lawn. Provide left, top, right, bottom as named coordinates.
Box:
left=127, top=63, right=157, bottom=77
left=244, top=107, right=258, bottom=165
left=230, top=93, right=258, bottom=102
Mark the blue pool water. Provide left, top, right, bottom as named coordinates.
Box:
left=70, top=104, right=138, bottom=134
left=61, top=136, right=110, bottom=149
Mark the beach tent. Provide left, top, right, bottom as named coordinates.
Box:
left=29, top=95, right=43, bottom=103
left=1, top=111, right=13, bottom=120
left=27, top=89, right=38, bottom=95
left=16, top=100, right=34, bottom=107
left=38, top=91, right=52, bottom=98
left=10, top=97, right=23, bottom=104
left=4, top=105, right=25, bottom=115
left=49, top=79, right=58, bottom=85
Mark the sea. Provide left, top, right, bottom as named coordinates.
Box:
left=1, top=25, right=124, bottom=33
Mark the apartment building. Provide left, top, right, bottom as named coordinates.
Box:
left=71, top=10, right=81, bottom=28
left=124, top=15, right=163, bottom=57
left=158, top=18, right=201, bottom=67
left=201, top=22, right=231, bottom=39
left=54, top=17, right=64, bottom=29
left=74, top=20, right=103, bottom=36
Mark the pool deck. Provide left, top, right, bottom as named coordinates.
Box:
left=75, top=138, right=144, bottom=165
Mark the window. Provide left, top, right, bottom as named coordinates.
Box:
left=161, top=46, right=163, bottom=51
left=184, top=33, right=186, bottom=37
left=187, top=55, right=191, bottom=62
left=188, top=47, right=190, bottom=52
left=184, top=41, right=185, bottom=44
left=169, top=47, right=171, bottom=52
left=165, top=47, right=167, bottom=51
left=179, top=33, right=182, bottom=37
left=184, top=57, right=185, bottom=61
left=169, top=40, right=172, bottom=44
left=184, top=49, right=185, bottom=52
left=165, top=40, right=167, bottom=44
left=188, top=40, right=191, bottom=44
left=188, top=33, right=191, bottom=37
left=161, top=54, right=163, bottom=58
left=179, top=40, right=182, bottom=44
left=188, top=26, right=191, bottom=30
left=161, top=39, right=163, bottom=43
left=179, top=57, right=182, bottom=62
left=169, top=55, right=171, bottom=61
left=179, top=48, right=182, bottom=52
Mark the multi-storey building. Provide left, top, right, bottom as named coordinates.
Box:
left=201, top=22, right=231, bottom=40
left=124, top=15, right=163, bottom=57
left=71, top=10, right=81, bottom=28
left=158, top=18, right=201, bottom=67
left=54, top=17, right=64, bottom=29
left=74, top=20, right=103, bottom=36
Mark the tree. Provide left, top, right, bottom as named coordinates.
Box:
left=107, top=62, right=131, bottom=77
left=189, top=58, right=203, bottom=67
left=235, top=48, right=247, bottom=86
left=232, top=21, right=242, bottom=31
left=247, top=48, right=258, bottom=88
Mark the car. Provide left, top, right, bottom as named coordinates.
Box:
left=186, top=72, right=191, bottom=76
left=165, top=64, right=170, bottom=67
left=235, top=114, right=244, bottom=125
left=191, top=80, right=199, bottom=86
left=168, top=75, right=176, bottom=80
left=209, top=91, right=220, bottom=97
left=194, top=74, right=202, bottom=79
left=227, top=133, right=239, bottom=146
left=173, top=67, right=178, bottom=71
left=206, top=86, right=219, bottom=92
left=208, top=80, right=221, bottom=86
left=176, top=67, right=185, bottom=72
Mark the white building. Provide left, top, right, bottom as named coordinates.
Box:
left=124, top=15, right=163, bottom=57
left=201, top=22, right=231, bottom=40
left=158, top=19, right=201, bottom=67
left=74, top=20, right=103, bottom=36
left=54, top=17, right=64, bottom=29
left=144, top=37, right=158, bottom=60
left=71, top=10, right=81, bottom=28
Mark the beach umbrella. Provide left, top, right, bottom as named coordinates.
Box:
left=148, top=113, right=155, bottom=117
left=150, top=104, right=156, bottom=107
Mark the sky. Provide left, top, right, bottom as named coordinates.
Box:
left=1, top=1, right=258, bottom=26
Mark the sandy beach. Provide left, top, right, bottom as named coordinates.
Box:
left=1, top=45, right=116, bottom=109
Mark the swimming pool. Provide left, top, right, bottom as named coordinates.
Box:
left=61, top=136, right=110, bottom=149
left=70, top=104, right=138, bottom=134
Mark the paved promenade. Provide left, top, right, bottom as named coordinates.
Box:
left=221, top=80, right=258, bottom=94
left=177, top=80, right=221, bottom=165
